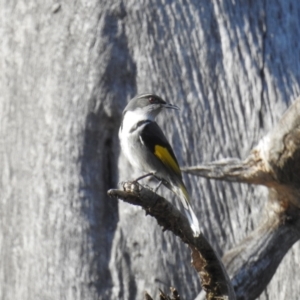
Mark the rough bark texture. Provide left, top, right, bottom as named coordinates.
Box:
left=108, top=182, right=235, bottom=300
left=0, top=1, right=300, bottom=300
left=186, top=97, right=300, bottom=299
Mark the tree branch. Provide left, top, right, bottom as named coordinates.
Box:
left=181, top=157, right=273, bottom=185
left=184, top=97, right=300, bottom=300
left=108, top=182, right=236, bottom=300
left=183, top=97, right=300, bottom=202
left=144, top=287, right=180, bottom=300
left=223, top=201, right=300, bottom=299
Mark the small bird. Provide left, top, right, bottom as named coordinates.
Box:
left=119, top=93, right=200, bottom=236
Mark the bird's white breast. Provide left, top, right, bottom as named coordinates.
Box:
left=119, top=110, right=151, bottom=170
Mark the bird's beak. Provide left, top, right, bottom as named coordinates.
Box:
left=163, top=103, right=179, bottom=110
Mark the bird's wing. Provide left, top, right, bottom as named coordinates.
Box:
left=140, top=122, right=200, bottom=236
left=140, top=122, right=181, bottom=176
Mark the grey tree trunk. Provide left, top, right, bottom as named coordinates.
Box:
left=0, top=1, right=299, bottom=300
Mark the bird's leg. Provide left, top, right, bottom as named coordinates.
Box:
left=154, top=180, right=163, bottom=193
left=133, top=173, right=162, bottom=193
left=133, top=172, right=155, bottom=182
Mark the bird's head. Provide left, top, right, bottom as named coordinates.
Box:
left=123, top=94, right=179, bottom=120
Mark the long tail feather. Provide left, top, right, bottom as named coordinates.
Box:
left=173, top=183, right=200, bottom=237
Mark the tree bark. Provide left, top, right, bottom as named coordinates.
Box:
left=108, top=182, right=235, bottom=300
left=1, top=0, right=300, bottom=300
left=185, top=97, right=300, bottom=299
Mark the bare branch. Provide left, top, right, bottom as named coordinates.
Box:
left=223, top=202, right=300, bottom=299
left=108, top=182, right=236, bottom=300
left=158, top=287, right=181, bottom=300
left=183, top=97, right=300, bottom=197
left=144, top=292, right=154, bottom=300
left=187, top=97, right=300, bottom=300
left=181, top=157, right=273, bottom=185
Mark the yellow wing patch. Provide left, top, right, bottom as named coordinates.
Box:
left=154, top=145, right=181, bottom=175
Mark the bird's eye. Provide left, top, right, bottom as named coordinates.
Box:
left=149, top=97, right=155, bottom=104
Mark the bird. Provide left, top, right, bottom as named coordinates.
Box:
left=119, top=93, right=200, bottom=236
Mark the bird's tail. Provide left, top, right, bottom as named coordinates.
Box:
left=173, top=183, right=200, bottom=237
